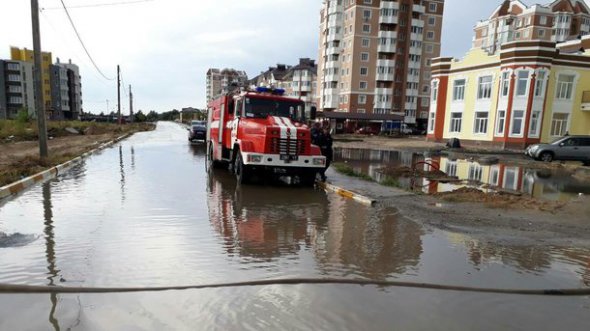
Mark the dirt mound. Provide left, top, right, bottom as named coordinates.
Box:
left=378, top=166, right=459, bottom=182
left=434, top=187, right=567, bottom=213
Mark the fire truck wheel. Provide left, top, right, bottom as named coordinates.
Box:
left=300, top=173, right=318, bottom=187
left=235, top=152, right=250, bottom=184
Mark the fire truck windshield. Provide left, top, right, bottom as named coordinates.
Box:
left=244, top=97, right=305, bottom=121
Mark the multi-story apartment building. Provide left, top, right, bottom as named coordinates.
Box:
left=282, top=58, right=319, bottom=113
left=206, top=68, right=248, bottom=104
left=473, top=0, right=590, bottom=54
left=50, top=58, right=83, bottom=120
left=10, top=47, right=53, bottom=112
left=427, top=40, right=590, bottom=148
left=249, top=64, right=292, bottom=88
left=317, top=0, right=445, bottom=131
left=0, top=60, right=35, bottom=119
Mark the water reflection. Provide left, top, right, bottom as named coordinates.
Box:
left=119, top=145, right=126, bottom=202
left=335, top=148, right=590, bottom=202
left=206, top=172, right=424, bottom=279
left=42, top=183, right=60, bottom=331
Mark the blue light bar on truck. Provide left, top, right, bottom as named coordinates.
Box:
left=256, top=87, right=270, bottom=93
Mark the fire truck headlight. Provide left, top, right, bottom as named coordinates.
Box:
left=313, top=158, right=326, bottom=166
left=247, top=154, right=263, bottom=163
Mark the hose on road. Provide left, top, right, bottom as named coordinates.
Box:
left=1, top=278, right=589, bottom=296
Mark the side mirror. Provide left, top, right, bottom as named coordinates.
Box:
left=559, top=142, right=565, bottom=147
left=310, top=106, right=317, bottom=120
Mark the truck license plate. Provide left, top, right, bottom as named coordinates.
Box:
left=280, top=155, right=298, bottom=161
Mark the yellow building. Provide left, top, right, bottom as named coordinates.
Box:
left=428, top=40, right=590, bottom=149
left=10, top=46, right=53, bottom=111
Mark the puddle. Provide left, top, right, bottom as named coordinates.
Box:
left=334, top=148, right=590, bottom=202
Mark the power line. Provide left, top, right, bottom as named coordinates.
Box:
left=58, top=0, right=115, bottom=81
left=42, top=0, right=155, bottom=11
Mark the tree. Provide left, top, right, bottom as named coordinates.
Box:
left=134, top=110, right=147, bottom=122
left=146, top=111, right=159, bottom=122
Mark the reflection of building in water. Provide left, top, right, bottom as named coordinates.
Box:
left=312, top=202, right=424, bottom=279
left=42, top=183, right=60, bottom=331
left=207, top=174, right=328, bottom=259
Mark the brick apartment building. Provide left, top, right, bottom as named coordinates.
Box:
left=317, top=0, right=445, bottom=132
left=206, top=68, right=248, bottom=104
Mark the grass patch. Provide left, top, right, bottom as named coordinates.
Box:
left=380, top=176, right=401, bottom=188
left=0, top=120, right=154, bottom=142
left=333, top=163, right=374, bottom=181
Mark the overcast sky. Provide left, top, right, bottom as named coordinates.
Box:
left=0, top=0, right=558, bottom=113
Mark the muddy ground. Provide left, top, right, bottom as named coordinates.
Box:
left=0, top=124, right=155, bottom=187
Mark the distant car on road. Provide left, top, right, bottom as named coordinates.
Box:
left=525, top=135, right=590, bottom=165
left=355, top=126, right=379, bottom=135
left=188, top=120, right=207, bottom=142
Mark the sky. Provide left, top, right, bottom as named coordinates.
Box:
left=0, top=0, right=561, bottom=114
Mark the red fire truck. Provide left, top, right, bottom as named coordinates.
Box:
left=206, top=87, right=326, bottom=185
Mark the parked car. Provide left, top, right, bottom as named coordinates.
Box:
left=525, top=135, right=590, bottom=165
left=355, top=126, right=379, bottom=135
left=188, top=120, right=207, bottom=142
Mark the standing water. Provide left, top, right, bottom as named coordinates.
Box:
left=0, top=123, right=589, bottom=330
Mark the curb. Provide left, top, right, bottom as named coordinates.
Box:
left=0, top=133, right=132, bottom=201
left=318, top=182, right=376, bottom=206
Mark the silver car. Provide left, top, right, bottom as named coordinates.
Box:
left=525, top=136, right=590, bottom=165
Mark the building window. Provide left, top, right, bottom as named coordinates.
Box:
left=474, top=112, right=489, bottom=134
left=450, top=112, right=462, bottom=133
left=361, top=52, right=369, bottom=62
left=363, top=9, right=371, bottom=19
left=550, top=113, right=569, bottom=136
left=429, top=3, right=437, bottom=12
left=468, top=164, right=483, bottom=182
left=445, top=161, right=457, bottom=177
left=501, top=71, right=510, bottom=97
left=432, top=81, right=438, bottom=101
left=360, top=67, right=368, bottom=76
left=7, top=63, right=20, bottom=70
left=510, top=110, right=525, bottom=136
left=516, top=71, right=529, bottom=96
left=358, top=95, right=367, bottom=104
left=363, top=0, right=372, bottom=4
left=556, top=74, right=575, bottom=100
left=540, top=16, right=547, bottom=25
left=357, top=108, right=366, bottom=113
left=362, top=24, right=371, bottom=33
left=539, top=29, right=545, bottom=37
left=425, top=44, right=434, bottom=53
left=496, top=110, right=506, bottom=135
left=362, top=38, right=370, bottom=47
left=477, top=76, right=493, bottom=99
left=360, top=81, right=368, bottom=89
left=426, top=31, right=435, bottom=40
left=428, top=17, right=436, bottom=26
left=535, top=71, right=546, bottom=97
left=490, top=166, right=500, bottom=186
left=452, top=79, right=466, bottom=101
left=8, top=74, right=20, bottom=82
left=529, top=111, right=541, bottom=137
left=421, top=98, right=429, bottom=107
left=428, top=112, right=436, bottom=132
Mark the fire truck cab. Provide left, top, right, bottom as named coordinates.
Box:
left=206, top=87, right=326, bottom=185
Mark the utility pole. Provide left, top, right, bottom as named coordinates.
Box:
left=31, top=0, right=48, bottom=158
left=129, top=85, right=134, bottom=123
left=117, top=65, right=121, bottom=124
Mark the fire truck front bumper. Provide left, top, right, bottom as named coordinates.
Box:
left=241, top=152, right=326, bottom=172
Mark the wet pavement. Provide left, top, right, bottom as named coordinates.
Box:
left=335, top=148, right=590, bottom=202
left=0, top=122, right=589, bottom=330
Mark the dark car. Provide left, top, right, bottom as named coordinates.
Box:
left=525, top=135, right=590, bottom=165
left=188, top=120, right=207, bottom=142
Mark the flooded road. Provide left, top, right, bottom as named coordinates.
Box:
left=335, top=148, right=590, bottom=202
left=1, top=122, right=589, bottom=330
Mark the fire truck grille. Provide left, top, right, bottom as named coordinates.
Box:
left=270, top=139, right=305, bottom=155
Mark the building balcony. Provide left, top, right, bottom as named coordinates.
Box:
left=323, top=98, right=339, bottom=109
left=327, top=16, right=342, bottom=28
left=410, top=32, right=423, bottom=41
left=411, top=19, right=424, bottom=28
left=375, top=87, right=393, bottom=96
left=374, top=101, right=392, bottom=109
left=298, top=85, right=312, bottom=92
left=326, top=31, right=342, bottom=43
left=412, top=4, right=425, bottom=14
left=406, top=89, right=418, bottom=97
left=380, top=0, right=400, bottom=9
left=379, top=15, right=398, bottom=25
left=376, top=72, right=394, bottom=81
left=407, top=74, right=419, bottom=83
left=409, top=46, right=422, bottom=54
left=377, top=43, right=396, bottom=53
left=325, top=60, right=339, bottom=69
left=408, top=61, right=421, bottom=69
left=325, top=45, right=341, bottom=56
left=405, top=101, right=418, bottom=110
left=378, top=30, right=397, bottom=39
left=327, top=3, right=342, bottom=15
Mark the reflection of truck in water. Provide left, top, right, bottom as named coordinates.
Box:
left=206, top=87, right=326, bottom=185
left=206, top=173, right=329, bottom=259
